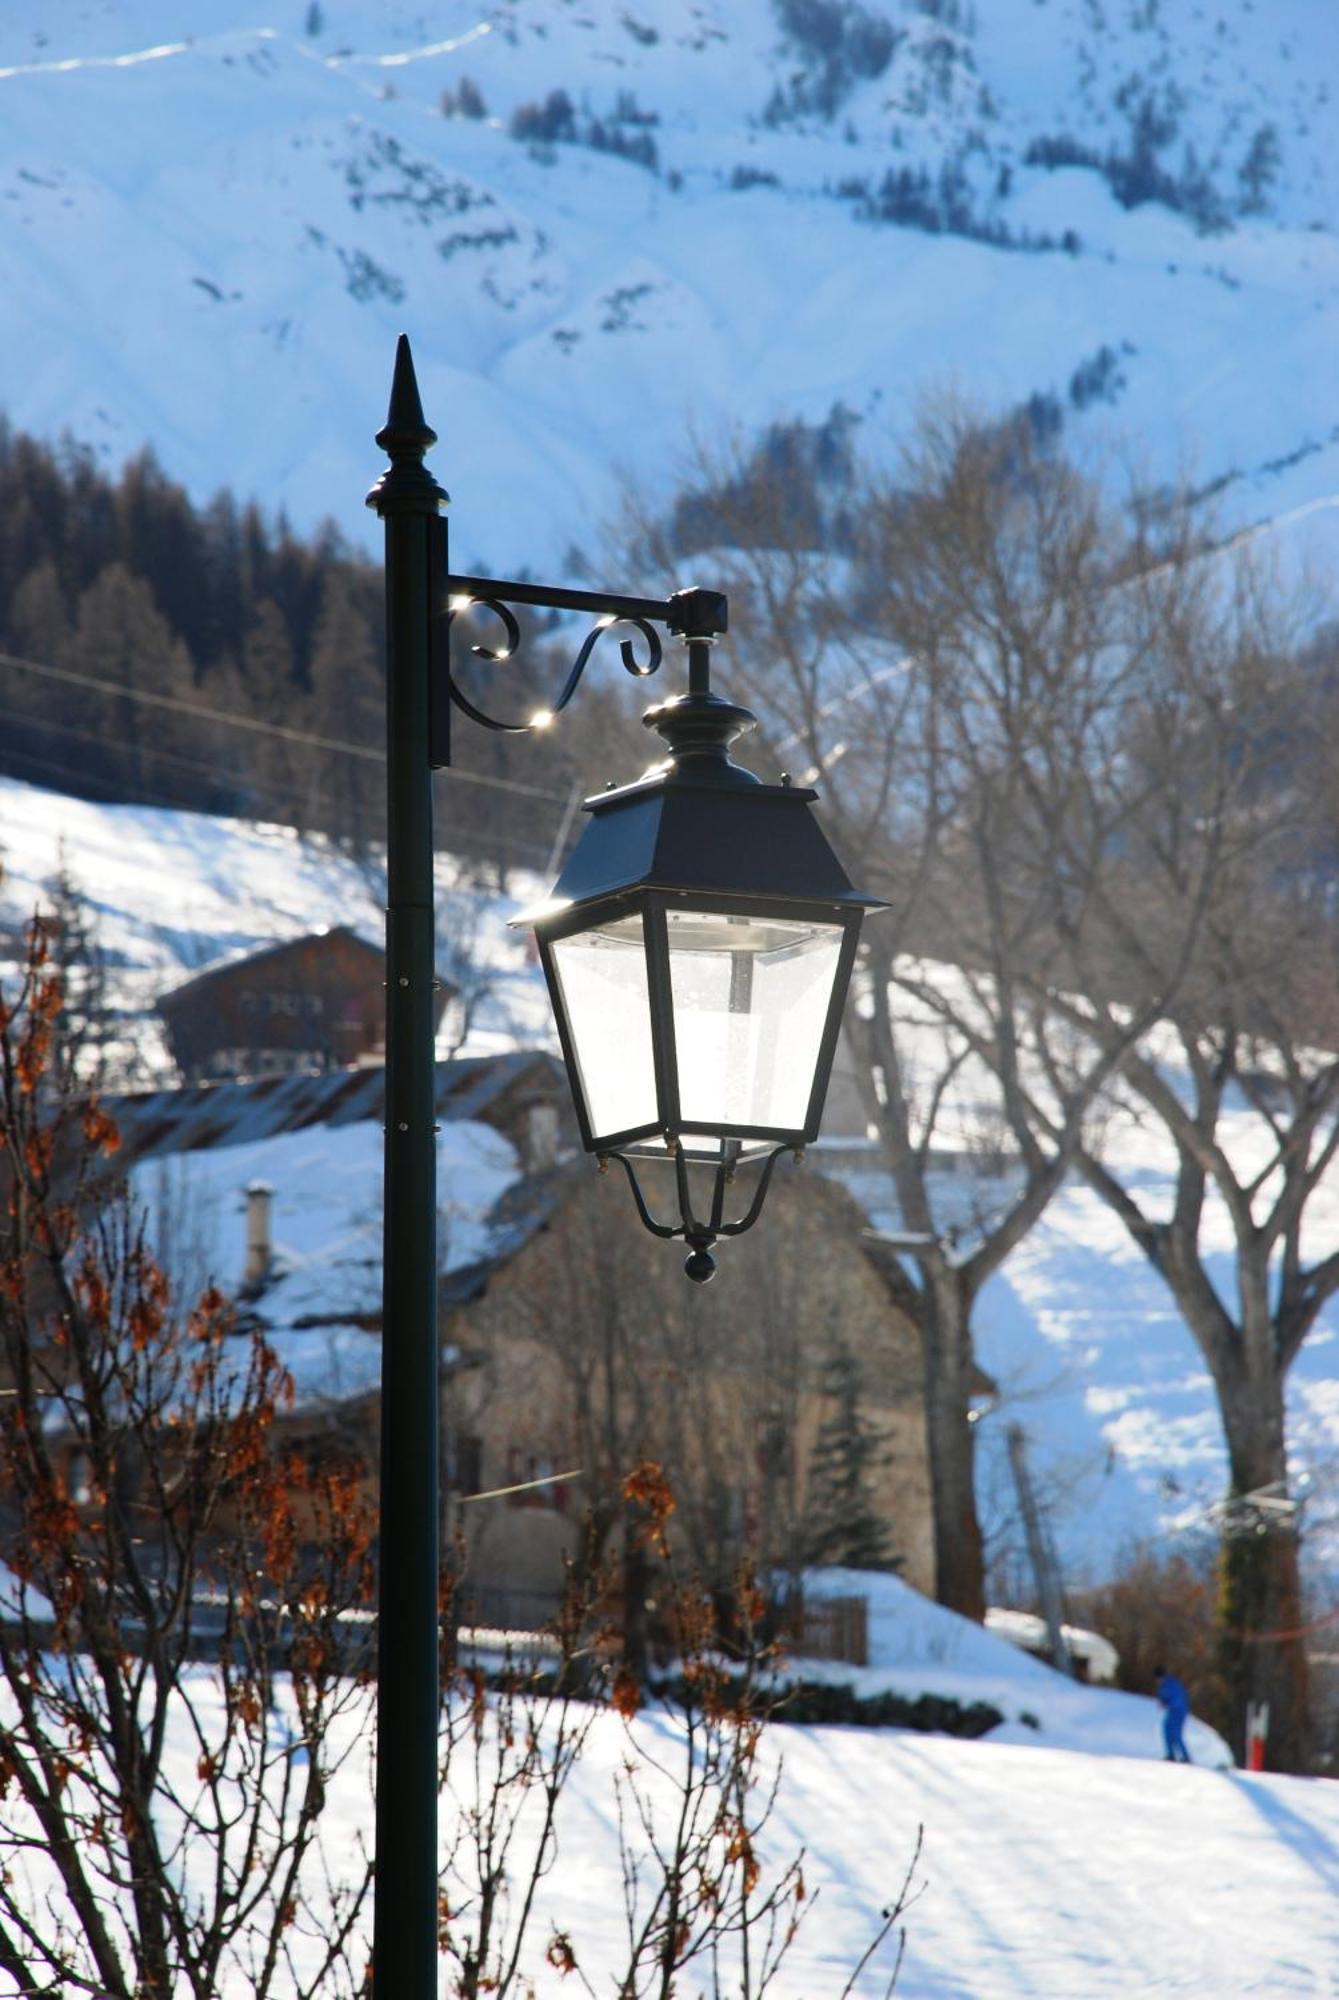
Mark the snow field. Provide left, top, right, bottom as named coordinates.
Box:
left=4, top=1609, right=1336, bottom=1997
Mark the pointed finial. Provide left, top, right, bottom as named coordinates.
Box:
left=378, top=333, right=434, bottom=453
left=367, top=334, right=448, bottom=516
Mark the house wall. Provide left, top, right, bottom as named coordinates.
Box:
left=442, top=1164, right=933, bottom=1620
left=160, top=931, right=400, bottom=1082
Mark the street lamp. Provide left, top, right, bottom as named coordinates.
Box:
left=520, top=600, right=879, bottom=1283
left=366, top=334, right=881, bottom=1994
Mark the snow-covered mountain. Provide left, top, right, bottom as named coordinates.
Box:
left=0, top=0, right=1335, bottom=575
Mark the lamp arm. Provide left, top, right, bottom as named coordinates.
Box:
left=446, top=604, right=663, bottom=736
left=428, top=543, right=727, bottom=767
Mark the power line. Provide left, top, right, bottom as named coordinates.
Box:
left=0, top=742, right=235, bottom=817
left=0, top=649, right=572, bottom=804
left=0, top=697, right=309, bottom=810
left=0, top=647, right=379, bottom=758
left=0, top=737, right=566, bottom=877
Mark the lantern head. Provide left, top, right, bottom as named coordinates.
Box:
left=518, top=637, right=883, bottom=1279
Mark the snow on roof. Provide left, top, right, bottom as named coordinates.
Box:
left=985, top=1607, right=1120, bottom=1683
left=126, top=1074, right=541, bottom=1414
left=107, top=1051, right=564, bottom=1162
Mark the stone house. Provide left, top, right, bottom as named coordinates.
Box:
left=45, top=1055, right=933, bottom=1637
left=439, top=1158, right=933, bottom=1625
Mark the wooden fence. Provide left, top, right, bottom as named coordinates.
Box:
left=777, top=1590, right=869, bottom=1667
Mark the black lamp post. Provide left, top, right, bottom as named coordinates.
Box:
left=366, top=335, right=881, bottom=1994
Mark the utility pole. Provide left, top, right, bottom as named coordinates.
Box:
left=1006, top=1422, right=1073, bottom=1677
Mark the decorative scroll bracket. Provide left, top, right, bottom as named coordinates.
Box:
left=603, top=1143, right=797, bottom=1285
left=427, top=517, right=728, bottom=771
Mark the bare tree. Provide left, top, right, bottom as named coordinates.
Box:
left=626, top=409, right=1172, bottom=1618
left=568, top=1465, right=914, bottom=1999
left=0, top=908, right=378, bottom=1996
left=1008, top=549, right=1338, bottom=1769
left=482, top=1165, right=916, bottom=1651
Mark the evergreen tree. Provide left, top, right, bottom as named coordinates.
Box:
left=1238, top=122, right=1280, bottom=215
left=240, top=594, right=307, bottom=822
left=309, top=568, right=384, bottom=851
left=803, top=1347, right=899, bottom=1572
left=0, top=413, right=567, bottom=847
left=114, top=451, right=208, bottom=663
left=43, top=856, right=114, bottom=1087
left=5, top=561, right=73, bottom=785
left=69, top=563, right=194, bottom=802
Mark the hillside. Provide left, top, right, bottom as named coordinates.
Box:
left=0, top=0, right=1334, bottom=577
left=4, top=771, right=1338, bottom=1595
left=0, top=772, right=546, bottom=1077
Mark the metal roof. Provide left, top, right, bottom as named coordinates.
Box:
left=106, top=1050, right=567, bottom=1164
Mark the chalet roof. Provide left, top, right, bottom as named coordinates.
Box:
left=121, top=1061, right=573, bottom=1415
left=436, top=1169, right=570, bottom=1310
left=129, top=1112, right=522, bottom=1417
left=157, top=925, right=381, bottom=1016
left=105, top=1050, right=568, bottom=1165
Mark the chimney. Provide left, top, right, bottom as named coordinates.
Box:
left=244, top=1181, right=274, bottom=1290
left=525, top=1100, right=560, bottom=1172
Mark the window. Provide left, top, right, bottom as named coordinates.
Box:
left=447, top=1434, right=482, bottom=1496
left=505, top=1447, right=566, bottom=1511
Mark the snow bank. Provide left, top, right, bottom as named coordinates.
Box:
left=794, top=1568, right=1232, bottom=1768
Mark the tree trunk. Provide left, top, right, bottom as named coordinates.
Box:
left=622, top=1493, right=651, bottom=1685
left=1216, top=1385, right=1311, bottom=1773
left=920, top=1264, right=985, bottom=1621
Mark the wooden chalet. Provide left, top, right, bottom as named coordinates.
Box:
left=156, top=926, right=452, bottom=1084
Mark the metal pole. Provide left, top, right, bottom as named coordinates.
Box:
left=367, top=334, right=447, bottom=1997
left=1006, top=1422, right=1073, bottom=1677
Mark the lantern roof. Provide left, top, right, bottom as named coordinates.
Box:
left=520, top=689, right=884, bottom=926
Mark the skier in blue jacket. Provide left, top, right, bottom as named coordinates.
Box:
left=1155, top=1666, right=1192, bottom=1763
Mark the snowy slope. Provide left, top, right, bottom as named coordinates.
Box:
left=0, top=775, right=547, bottom=1077
left=975, top=1178, right=1339, bottom=1587
left=7, top=1585, right=1339, bottom=1996
left=0, top=0, right=1334, bottom=577
left=790, top=1567, right=1232, bottom=1760
left=843, top=1085, right=1339, bottom=1588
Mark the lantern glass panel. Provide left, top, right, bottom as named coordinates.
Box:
left=550, top=912, right=659, bottom=1142
left=666, top=908, right=844, bottom=1135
